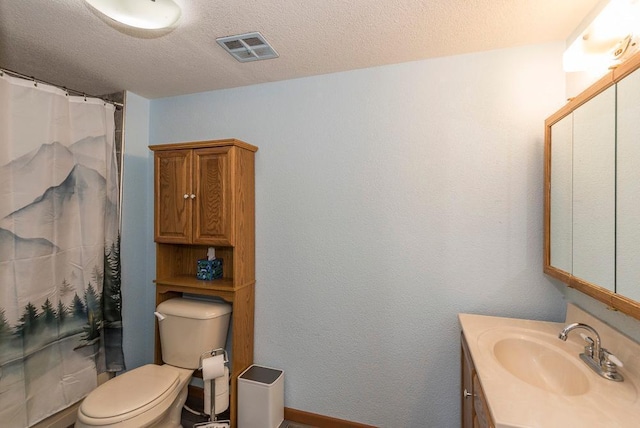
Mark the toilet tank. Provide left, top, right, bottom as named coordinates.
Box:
left=156, top=298, right=232, bottom=369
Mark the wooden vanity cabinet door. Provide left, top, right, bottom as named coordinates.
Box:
left=154, top=150, right=192, bottom=243
left=461, top=333, right=474, bottom=428
left=461, top=333, right=494, bottom=428
left=193, top=147, right=234, bottom=245
left=473, top=374, right=494, bottom=428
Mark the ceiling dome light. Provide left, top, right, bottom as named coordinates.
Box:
left=86, top=0, right=181, bottom=30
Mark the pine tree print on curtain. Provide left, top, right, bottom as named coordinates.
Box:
left=0, top=73, right=124, bottom=427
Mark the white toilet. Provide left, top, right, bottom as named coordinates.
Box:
left=76, top=297, right=232, bottom=428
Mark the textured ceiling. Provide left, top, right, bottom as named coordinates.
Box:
left=0, top=0, right=601, bottom=99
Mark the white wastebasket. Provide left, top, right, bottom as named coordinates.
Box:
left=238, top=365, right=284, bottom=428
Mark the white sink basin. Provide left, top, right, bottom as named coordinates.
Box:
left=478, top=327, right=589, bottom=396
left=492, top=336, right=589, bottom=396
left=460, top=310, right=640, bottom=427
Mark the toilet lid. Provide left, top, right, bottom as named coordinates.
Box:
left=81, top=364, right=180, bottom=419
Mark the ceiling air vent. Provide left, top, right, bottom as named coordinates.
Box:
left=216, top=32, right=279, bottom=62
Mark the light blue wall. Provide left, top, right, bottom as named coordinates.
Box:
left=117, top=40, right=640, bottom=426
left=136, top=42, right=569, bottom=426
left=560, top=285, right=640, bottom=343
left=121, top=91, right=155, bottom=369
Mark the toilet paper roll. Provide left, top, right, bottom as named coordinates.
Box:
left=204, top=366, right=230, bottom=415
left=202, top=354, right=225, bottom=380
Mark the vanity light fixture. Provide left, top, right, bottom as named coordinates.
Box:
left=564, top=0, right=640, bottom=72
left=85, top=0, right=181, bottom=30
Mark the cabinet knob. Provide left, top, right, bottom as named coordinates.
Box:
left=463, top=388, right=474, bottom=399
left=190, top=194, right=196, bottom=199
left=183, top=194, right=189, bottom=199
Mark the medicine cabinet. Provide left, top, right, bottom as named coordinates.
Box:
left=544, top=52, right=640, bottom=320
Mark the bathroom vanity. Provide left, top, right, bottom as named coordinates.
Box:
left=149, top=139, right=258, bottom=427
left=459, top=304, right=640, bottom=428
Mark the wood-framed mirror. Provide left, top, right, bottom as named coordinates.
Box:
left=544, top=51, right=640, bottom=321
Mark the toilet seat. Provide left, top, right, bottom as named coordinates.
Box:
left=79, top=364, right=184, bottom=425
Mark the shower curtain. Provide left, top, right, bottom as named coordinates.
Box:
left=0, top=73, right=124, bottom=427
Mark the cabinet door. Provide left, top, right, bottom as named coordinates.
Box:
left=461, top=335, right=474, bottom=428
left=549, top=114, right=573, bottom=274
left=155, top=150, right=192, bottom=243
left=616, top=67, right=640, bottom=301
left=473, top=375, right=494, bottom=428
left=572, top=85, right=615, bottom=291
left=193, top=147, right=234, bottom=245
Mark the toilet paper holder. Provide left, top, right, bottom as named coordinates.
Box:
left=198, top=348, right=228, bottom=368
left=196, top=348, right=230, bottom=427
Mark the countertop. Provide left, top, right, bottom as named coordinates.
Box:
left=459, top=306, right=640, bottom=427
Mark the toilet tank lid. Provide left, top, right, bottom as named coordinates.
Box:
left=157, top=298, right=231, bottom=319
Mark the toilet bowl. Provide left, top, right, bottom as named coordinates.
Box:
left=76, top=364, right=192, bottom=428
left=76, top=298, right=232, bottom=427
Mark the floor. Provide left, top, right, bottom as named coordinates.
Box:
left=180, top=395, right=314, bottom=428
left=181, top=416, right=311, bottom=428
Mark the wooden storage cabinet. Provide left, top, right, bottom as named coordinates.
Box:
left=154, top=149, right=192, bottom=243
left=461, top=333, right=494, bottom=428
left=154, top=146, right=235, bottom=245
left=193, top=147, right=234, bottom=245
left=150, top=139, right=258, bottom=428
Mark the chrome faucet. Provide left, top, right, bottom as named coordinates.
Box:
left=559, top=323, right=602, bottom=360
left=558, top=322, right=623, bottom=382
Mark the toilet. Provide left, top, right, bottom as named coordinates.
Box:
left=76, top=297, right=232, bottom=428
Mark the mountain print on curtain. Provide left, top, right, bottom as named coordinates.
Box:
left=0, top=73, right=123, bottom=427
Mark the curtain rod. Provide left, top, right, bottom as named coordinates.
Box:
left=0, top=67, right=124, bottom=109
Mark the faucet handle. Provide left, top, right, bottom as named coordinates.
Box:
left=600, top=348, right=625, bottom=381
left=602, top=349, right=624, bottom=368
left=579, top=333, right=595, bottom=357
left=579, top=333, right=594, bottom=344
